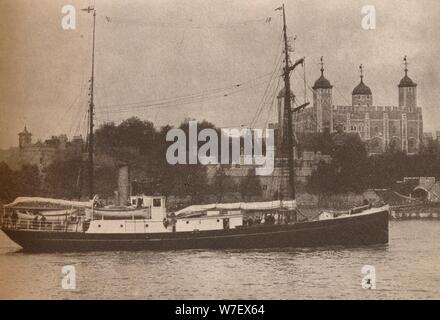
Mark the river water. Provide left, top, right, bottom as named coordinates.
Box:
left=0, top=220, right=439, bottom=299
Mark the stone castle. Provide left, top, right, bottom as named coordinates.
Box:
left=278, top=57, right=423, bottom=154
left=0, top=126, right=84, bottom=171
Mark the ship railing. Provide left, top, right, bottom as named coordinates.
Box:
left=1, top=217, right=83, bottom=232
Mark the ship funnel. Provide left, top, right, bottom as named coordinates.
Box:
left=118, top=165, right=130, bottom=206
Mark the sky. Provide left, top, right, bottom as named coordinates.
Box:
left=1, top=0, right=439, bottom=149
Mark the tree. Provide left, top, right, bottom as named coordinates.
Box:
left=0, top=162, right=42, bottom=203
left=42, top=157, right=83, bottom=199
left=239, top=168, right=262, bottom=201
left=331, top=133, right=369, bottom=193
left=308, top=161, right=337, bottom=194
left=307, top=132, right=369, bottom=194
left=94, top=164, right=118, bottom=199
left=15, top=164, right=41, bottom=197
left=212, top=166, right=236, bottom=202
left=365, top=151, right=408, bottom=189
left=171, top=164, right=210, bottom=202
left=0, top=162, right=17, bottom=202
left=94, top=117, right=157, bottom=160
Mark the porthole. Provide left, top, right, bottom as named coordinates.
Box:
left=145, top=224, right=149, bottom=228
left=120, top=225, right=124, bottom=228
left=217, top=219, right=220, bottom=222
left=186, top=221, right=189, bottom=224
left=98, top=224, right=101, bottom=228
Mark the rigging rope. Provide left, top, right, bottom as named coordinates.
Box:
left=97, top=71, right=274, bottom=111
left=249, top=30, right=284, bottom=128
left=100, top=78, right=270, bottom=115
left=249, top=58, right=283, bottom=128
left=101, top=15, right=280, bottom=30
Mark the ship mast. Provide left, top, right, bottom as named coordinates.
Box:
left=83, top=6, right=96, bottom=199
left=281, top=4, right=296, bottom=200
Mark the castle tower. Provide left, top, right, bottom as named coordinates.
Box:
left=398, top=56, right=417, bottom=111
left=18, top=126, right=32, bottom=149
left=312, top=56, right=333, bottom=132
left=352, top=64, right=373, bottom=106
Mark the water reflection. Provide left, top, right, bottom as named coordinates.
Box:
left=0, top=221, right=439, bottom=299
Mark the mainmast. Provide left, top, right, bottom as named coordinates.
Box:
left=89, top=8, right=96, bottom=200
left=83, top=6, right=96, bottom=199
left=281, top=4, right=296, bottom=200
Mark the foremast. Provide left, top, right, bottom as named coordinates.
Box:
left=281, top=4, right=296, bottom=200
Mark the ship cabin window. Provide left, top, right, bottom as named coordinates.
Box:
left=223, top=218, right=230, bottom=230
left=153, top=198, right=162, bottom=207
left=132, top=199, right=136, bottom=205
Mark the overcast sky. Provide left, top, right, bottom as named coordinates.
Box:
left=1, top=0, right=439, bottom=149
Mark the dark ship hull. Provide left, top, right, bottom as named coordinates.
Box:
left=2, top=209, right=388, bottom=252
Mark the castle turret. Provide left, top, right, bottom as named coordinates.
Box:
left=18, top=126, right=32, bottom=149
left=312, top=56, right=333, bottom=132
left=398, top=56, right=417, bottom=111
left=352, top=64, right=373, bottom=106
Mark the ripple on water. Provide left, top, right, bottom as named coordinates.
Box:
left=0, top=221, right=440, bottom=299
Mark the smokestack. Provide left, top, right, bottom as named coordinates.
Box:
left=118, top=165, right=130, bottom=206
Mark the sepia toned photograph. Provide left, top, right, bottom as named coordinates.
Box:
left=0, top=0, right=439, bottom=302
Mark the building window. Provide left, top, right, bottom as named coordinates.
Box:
left=153, top=198, right=161, bottom=207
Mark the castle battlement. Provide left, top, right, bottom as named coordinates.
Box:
left=332, top=105, right=422, bottom=114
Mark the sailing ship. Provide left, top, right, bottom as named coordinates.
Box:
left=0, top=4, right=389, bottom=252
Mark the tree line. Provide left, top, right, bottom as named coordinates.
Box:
left=0, top=117, right=261, bottom=204
left=307, top=131, right=440, bottom=194
left=1, top=117, right=440, bottom=203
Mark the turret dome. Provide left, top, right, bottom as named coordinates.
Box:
left=399, top=56, right=417, bottom=88
left=398, top=75, right=417, bottom=88
left=352, top=80, right=372, bottom=95
left=313, top=57, right=332, bottom=89
left=352, top=64, right=372, bottom=95
left=313, top=75, right=332, bottom=89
